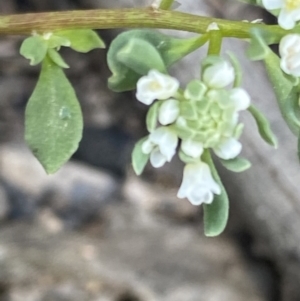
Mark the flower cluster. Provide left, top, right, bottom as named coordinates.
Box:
left=260, top=1, right=300, bottom=76
left=262, top=0, right=300, bottom=29
left=134, top=58, right=251, bottom=206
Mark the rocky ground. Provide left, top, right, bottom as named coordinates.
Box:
left=0, top=0, right=299, bottom=301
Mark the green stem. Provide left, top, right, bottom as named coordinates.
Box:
left=0, top=8, right=293, bottom=39
left=159, top=0, right=175, bottom=10
left=207, top=29, right=223, bottom=55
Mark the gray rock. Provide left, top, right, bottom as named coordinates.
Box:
left=0, top=145, right=120, bottom=228
left=0, top=204, right=264, bottom=301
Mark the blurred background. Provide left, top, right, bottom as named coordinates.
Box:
left=0, top=0, right=300, bottom=300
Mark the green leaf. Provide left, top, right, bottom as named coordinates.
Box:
left=55, top=29, right=105, bottom=53
left=247, top=28, right=270, bottom=61
left=25, top=57, right=83, bottom=174
left=107, top=29, right=208, bottom=92
left=263, top=50, right=300, bottom=135
left=247, top=27, right=282, bottom=61
left=219, top=157, right=251, bottom=172
left=20, top=36, right=47, bottom=65
left=264, top=50, right=294, bottom=100
left=248, top=104, right=278, bottom=147
left=47, top=49, right=69, bottom=68
left=47, top=35, right=71, bottom=49
left=131, top=137, right=150, bottom=176
left=146, top=101, right=159, bottom=132
left=281, top=89, right=300, bottom=135
left=202, top=151, right=229, bottom=237
left=117, top=38, right=167, bottom=75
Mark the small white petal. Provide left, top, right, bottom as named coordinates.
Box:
left=203, top=61, right=235, bottom=89
left=181, top=139, right=204, bottom=158
left=229, top=88, right=251, bottom=111
left=262, top=0, right=283, bottom=10
left=136, top=70, right=179, bottom=105
left=177, top=162, right=221, bottom=206
left=198, top=163, right=221, bottom=195
left=278, top=9, right=297, bottom=30
left=148, top=70, right=180, bottom=100
left=214, top=138, right=242, bottom=160
left=150, top=148, right=167, bottom=168
left=158, top=99, right=180, bottom=125
left=149, top=127, right=178, bottom=162
left=188, top=189, right=214, bottom=205
left=136, top=76, right=158, bottom=105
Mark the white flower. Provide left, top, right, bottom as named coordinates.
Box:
left=181, top=139, right=204, bottom=158
left=279, top=34, right=300, bottom=76
left=262, top=0, right=300, bottom=29
left=158, top=98, right=180, bottom=125
left=177, top=162, right=221, bottom=206
left=213, top=137, right=242, bottom=160
left=136, top=70, right=179, bottom=105
left=203, top=61, right=235, bottom=89
left=228, top=88, right=251, bottom=111
left=141, top=127, right=178, bottom=168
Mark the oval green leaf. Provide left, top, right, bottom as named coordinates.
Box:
left=20, top=36, right=47, bottom=66
left=146, top=102, right=159, bottom=132
left=263, top=50, right=300, bottom=135
left=219, top=157, right=251, bottom=173
left=202, top=151, right=229, bottom=237
left=247, top=28, right=270, bottom=61
left=117, top=38, right=166, bottom=75
left=47, top=35, right=71, bottom=49
left=25, top=57, right=83, bottom=174
left=107, top=29, right=208, bottom=92
left=48, top=49, right=69, bottom=68
left=55, top=29, right=105, bottom=53
left=248, top=104, right=278, bottom=147
left=132, top=137, right=150, bottom=176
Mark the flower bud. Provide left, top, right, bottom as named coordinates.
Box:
left=181, top=139, right=204, bottom=158
left=203, top=61, right=235, bottom=89
left=177, top=162, right=221, bottom=205
left=158, top=98, right=180, bottom=125
left=279, top=34, right=300, bottom=76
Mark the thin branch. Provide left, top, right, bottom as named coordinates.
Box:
left=0, top=8, right=287, bottom=38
